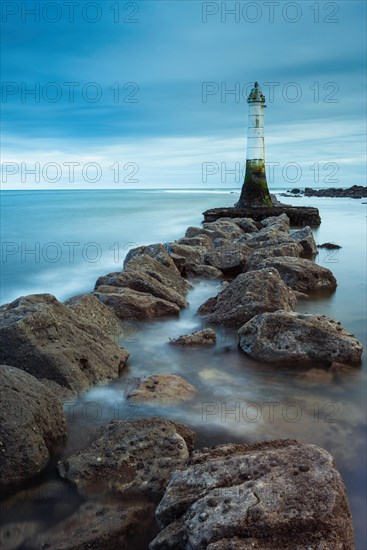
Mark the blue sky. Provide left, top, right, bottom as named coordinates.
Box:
left=1, top=0, right=366, bottom=189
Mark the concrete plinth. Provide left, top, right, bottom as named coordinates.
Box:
left=203, top=205, right=321, bottom=227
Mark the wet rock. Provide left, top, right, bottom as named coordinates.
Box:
left=238, top=311, right=363, bottom=365
left=169, top=243, right=205, bottom=266
left=248, top=256, right=337, bottom=293
left=58, top=417, right=195, bottom=500
left=185, top=226, right=232, bottom=242
left=149, top=440, right=354, bottom=550
left=0, top=521, right=44, bottom=550
left=198, top=269, right=296, bottom=327
left=0, top=294, right=129, bottom=397
left=204, top=242, right=251, bottom=275
left=95, top=256, right=189, bottom=309
left=123, top=243, right=179, bottom=272
left=177, top=234, right=215, bottom=251
left=169, top=253, right=187, bottom=275
left=244, top=241, right=303, bottom=271
left=290, top=226, right=317, bottom=257
left=97, top=255, right=190, bottom=300
left=27, top=500, right=157, bottom=550
left=96, top=287, right=180, bottom=320
left=0, top=365, right=67, bottom=490
left=169, top=329, right=216, bottom=346
left=203, top=219, right=244, bottom=240
left=261, top=212, right=290, bottom=232
left=127, top=374, right=197, bottom=404
left=186, top=264, right=223, bottom=279
left=64, top=293, right=122, bottom=336
left=231, top=217, right=259, bottom=233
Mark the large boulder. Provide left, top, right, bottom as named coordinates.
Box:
left=95, top=287, right=180, bottom=320
left=238, top=311, right=363, bottom=365
left=203, top=219, right=244, bottom=240
left=0, top=365, right=67, bottom=490
left=198, top=269, right=296, bottom=327
left=123, top=243, right=179, bottom=272
left=58, top=417, right=195, bottom=500
left=0, top=294, right=129, bottom=397
left=95, top=259, right=189, bottom=309
left=204, top=242, right=252, bottom=275
left=249, top=256, right=337, bottom=292
left=290, top=226, right=317, bottom=257
left=150, top=440, right=354, bottom=550
left=126, top=374, right=197, bottom=404
left=64, top=294, right=122, bottom=335
left=244, top=241, right=303, bottom=271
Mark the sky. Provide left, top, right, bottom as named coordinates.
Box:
left=1, top=0, right=366, bottom=189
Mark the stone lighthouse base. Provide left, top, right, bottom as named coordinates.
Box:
left=203, top=204, right=321, bottom=227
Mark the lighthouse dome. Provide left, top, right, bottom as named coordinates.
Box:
left=247, top=82, right=266, bottom=104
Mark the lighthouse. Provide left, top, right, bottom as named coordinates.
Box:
left=237, top=82, right=272, bottom=207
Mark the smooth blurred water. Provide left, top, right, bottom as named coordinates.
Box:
left=1, top=189, right=366, bottom=548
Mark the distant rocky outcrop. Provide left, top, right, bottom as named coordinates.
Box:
left=304, top=185, right=367, bottom=198
left=150, top=440, right=354, bottom=549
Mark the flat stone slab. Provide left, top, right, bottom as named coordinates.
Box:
left=203, top=206, right=321, bottom=227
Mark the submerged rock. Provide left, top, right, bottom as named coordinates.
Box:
left=27, top=500, right=157, bottom=550
left=317, top=242, right=342, bottom=250
left=150, top=440, right=354, bottom=549
left=169, top=329, right=216, bottom=346
left=198, top=269, right=296, bottom=327
left=96, top=287, right=180, bottom=320
left=249, top=256, right=337, bottom=293
left=0, top=365, right=66, bottom=490
left=58, top=417, right=195, bottom=500
left=238, top=311, right=363, bottom=365
left=0, top=294, right=129, bottom=397
left=127, top=374, right=197, bottom=404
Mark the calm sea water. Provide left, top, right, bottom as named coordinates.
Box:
left=0, top=189, right=366, bottom=548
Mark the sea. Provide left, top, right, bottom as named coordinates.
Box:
left=0, top=188, right=366, bottom=548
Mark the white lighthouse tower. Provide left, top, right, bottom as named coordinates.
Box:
left=238, top=82, right=272, bottom=207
